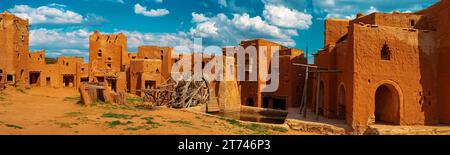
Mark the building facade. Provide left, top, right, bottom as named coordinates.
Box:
left=312, top=0, right=450, bottom=131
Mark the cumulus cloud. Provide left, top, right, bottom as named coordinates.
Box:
left=263, top=4, right=312, bottom=29
left=316, top=0, right=437, bottom=20
left=189, top=21, right=219, bottom=38
left=188, top=13, right=298, bottom=47
left=134, top=3, right=169, bottom=17
left=192, top=12, right=209, bottom=23
left=8, top=4, right=106, bottom=25
left=8, top=5, right=84, bottom=24
left=29, top=28, right=90, bottom=58
left=262, top=0, right=437, bottom=20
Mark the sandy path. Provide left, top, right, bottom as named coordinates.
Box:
left=0, top=87, right=310, bottom=135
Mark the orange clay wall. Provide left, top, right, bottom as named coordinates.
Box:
left=325, top=19, right=349, bottom=46
left=418, top=0, right=450, bottom=124
left=350, top=24, right=439, bottom=129
left=0, top=12, right=29, bottom=86
left=137, top=46, right=173, bottom=80
left=89, top=31, right=127, bottom=75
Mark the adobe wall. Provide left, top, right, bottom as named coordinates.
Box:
left=42, top=64, right=60, bottom=88
left=0, top=12, right=30, bottom=86
left=137, top=46, right=173, bottom=80
left=313, top=47, right=337, bottom=118
left=419, top=0, right=450, bottom=123
left=88, top=30, right=127, bottom=78
left=351, top=24, right=439, bottom=129
left=238, top=39, right=286, bottom=108
left=129, top=59, right=163, bottom=96
left=352, top=13, right=424, bottom=29
left=334, top=40, right=354, bottom=123
left=325, top=19, right=350, bottom=46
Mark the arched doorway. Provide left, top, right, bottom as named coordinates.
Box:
left=374, top=84, right=400, bottom=124
left=246, top=98, right=255, bottom=107
left=337, top=84, right=346, bottom=120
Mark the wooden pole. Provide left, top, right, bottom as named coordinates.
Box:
left=300, top=66, right=309, bottom=115
left=315, top=72, right=321, bottom=120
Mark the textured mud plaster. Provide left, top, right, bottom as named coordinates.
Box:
left=313, top=0, right=449, bottom=132
left=230, top=39, right=307, bottom=110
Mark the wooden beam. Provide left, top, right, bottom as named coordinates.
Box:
left=315, top=72, right=321, bottom=120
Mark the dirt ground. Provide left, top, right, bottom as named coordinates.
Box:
left=0, top=87, right=311, bottom=135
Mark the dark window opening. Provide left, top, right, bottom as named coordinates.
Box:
left=97, top=77, right=105, bottom=83
left=107, top=63, right=112, bottom=68
left=98, top=49, right=102, bottom=58
left=161, top=55, right=164, bottom=60
left=66, top=62, right=69, bottom=66
left=108, top=79, right=117, bottom=92
left=131, top=56, right=136, bottom=59
left=81, top=68, right=85, bottom=72
left=144, top=57, right=148, bottom=59
left=107, top=57, right=112, bottom=61
left=0, top=70, right=3, bottom=74
left=46, top=77, right=51, bottom=86
left=156, top=68, right=160, bottom=73
left=381, top=42, right=391, bottom=60
left=7, top=75, right=13, bottom=82
left=272, top=98, right=286, bottom=110
left=262, top=97, right=269, bottom=108
left=411, top=20, right=415, bottom=27
left=145, top=80, right=156, bottom=89
left=80, top=77, right=89, bottom=83
left=246, top=98, right=255, bottom=107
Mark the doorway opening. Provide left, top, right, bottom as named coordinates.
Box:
left=63, top=75, right=75, bottom=87
left=375, top=84, right=400, bottom=125
left=29, top=72, right=41, bottom=86
left=272, top=98, right=286, bottom=110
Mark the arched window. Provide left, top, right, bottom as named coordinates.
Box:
left=98, top=49, right=102, bottom=58
left=381, top=42, right=391, bottom=60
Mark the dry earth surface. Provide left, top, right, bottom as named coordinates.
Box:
left=0, top=87, right=311, bottom=135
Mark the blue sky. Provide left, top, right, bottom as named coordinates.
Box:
left=0, top=0, right=439, bottom=62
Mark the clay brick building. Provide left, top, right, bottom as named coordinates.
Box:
left=0, top=12, right=30, bottom=87
left=228, top=39, right=307, bottom=110
left=0, top=12, right=88, bottom=89
left=312, top=0, right=450, bottom=131
left=127, top=46, right=174, bottom=96
left=88, top=30, right=128, bottom=92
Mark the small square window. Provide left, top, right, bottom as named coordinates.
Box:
left=7, top=75, right=13, bottom=81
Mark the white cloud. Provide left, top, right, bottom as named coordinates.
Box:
left=192, top=12, right=209, bottom=23
left=134, top=3, right=169, bottom=17
left=8, top=4, right=106, bottom=25
left=8, top=5, right=84, bottom=24
left=30, top=28, right=90, bottom=51
left=189, top=21, right=219, bottom=38
left=189, top=13, right=298, bottom=47
left=154, top=0, right=163, bottom=3
left=263, top=4, right=312, bottom=29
